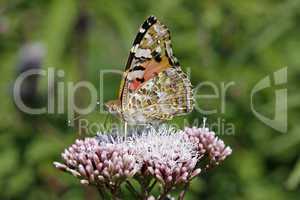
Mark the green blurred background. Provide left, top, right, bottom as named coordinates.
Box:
left=0, top=0, right=299, bottom=199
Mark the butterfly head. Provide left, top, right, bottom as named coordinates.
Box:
left=104, top=100, right=122, bottom=115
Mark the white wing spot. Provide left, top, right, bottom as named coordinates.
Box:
left=135, top=48, right=152, bottom=58
left=131, top=44, right=139, bottom=53
left=139, top=27, right=146, bottom=33
left=127, top=70, right=144, bottom=80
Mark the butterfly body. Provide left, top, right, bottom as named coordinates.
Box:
left=105, top=16, right=194, bottom=125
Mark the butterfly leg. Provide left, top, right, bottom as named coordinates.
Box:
left=124, top=122, right=128, bottom=139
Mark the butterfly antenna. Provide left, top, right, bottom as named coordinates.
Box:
left=67, top=100, right=104, bottom=126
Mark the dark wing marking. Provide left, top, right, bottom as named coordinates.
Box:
left=124, top=16, right=157, bottom=71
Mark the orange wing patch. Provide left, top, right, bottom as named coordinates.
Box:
left=142, top=56, right=170, bottom=81
left=127, top=56, right=171, bottom=91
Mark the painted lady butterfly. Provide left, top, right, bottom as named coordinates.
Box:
left=105, top=16, right=194, bottom=125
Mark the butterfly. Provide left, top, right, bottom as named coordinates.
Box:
left=105, top=16, right=194, bottom=125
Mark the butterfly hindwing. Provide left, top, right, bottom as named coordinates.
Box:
left=122, top=66, right=194, bottom=123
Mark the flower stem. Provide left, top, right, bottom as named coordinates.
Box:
left=158, top=187, right=172, bottom=200
left=147, top=180, right=157, bottom=193
left=125, top=180, right=140, bottom=198
left=97, top=185, right=110, bottom=200
left=109, top=184, right=123, bottom=200
left=97, top=188, right=105, bottom=200
left=178, top=183, right=189, bottom=200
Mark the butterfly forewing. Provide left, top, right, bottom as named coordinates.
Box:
left=119, top=16, right=173, bottom=101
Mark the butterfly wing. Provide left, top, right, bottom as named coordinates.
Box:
left=118, top=16, right=194, bottom=123
left=120, top=16, right=179, bottom=104
left=122, top=66, right=194, bottom=123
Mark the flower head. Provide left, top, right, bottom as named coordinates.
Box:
left=184, top=127, right=232, bottom=168
left=54, top=137, right=141, bottom=187
left=128, top=126, right=201, bottom=186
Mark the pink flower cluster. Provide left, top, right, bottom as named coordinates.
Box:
left=54, top=137, right=140, bottom=188
left=54, top=126, right=232, bottom=199
left=184, top=127, right=232, bottom=166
